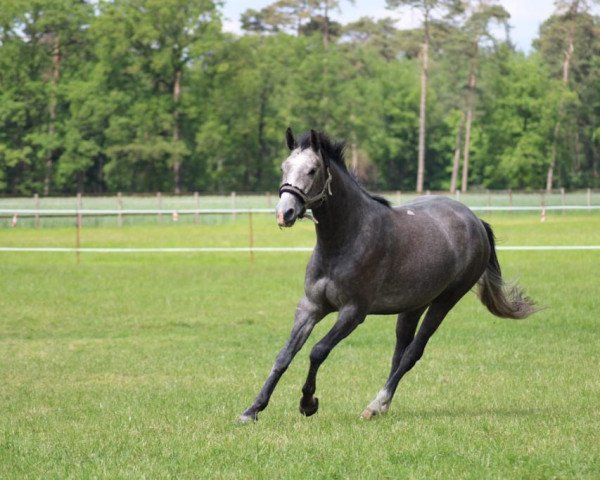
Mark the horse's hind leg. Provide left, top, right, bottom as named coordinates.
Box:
left=361, top=301, right=453, bottom=419
left=389, top=308, right=426, bottom=378
left=299, top=304, right=366, bottom=417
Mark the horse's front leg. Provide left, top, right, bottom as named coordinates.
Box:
left=299, top=303, right=366, bottom=417
left=238, top=297, right=325, bottom=423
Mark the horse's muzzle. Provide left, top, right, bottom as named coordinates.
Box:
left=276, top=193, right=305, bottom=227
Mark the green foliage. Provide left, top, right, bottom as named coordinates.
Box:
left=1, top=0, right=599, bottom=194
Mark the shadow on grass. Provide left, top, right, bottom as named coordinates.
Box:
left=394, top=406, right=543, bottom=420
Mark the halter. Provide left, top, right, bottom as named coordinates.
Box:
left=278, top=166, right=333, bottom=211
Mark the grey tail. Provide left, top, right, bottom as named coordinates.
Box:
left=477, top=221, right=538, bottom=319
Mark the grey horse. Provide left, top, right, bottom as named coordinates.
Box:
left=238, top=128, right=537, bottom=423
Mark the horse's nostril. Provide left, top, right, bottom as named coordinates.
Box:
left=284, top=208, right=295, bottom=223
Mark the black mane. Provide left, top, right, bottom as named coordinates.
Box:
left=297, top=131, right=391, bottom=208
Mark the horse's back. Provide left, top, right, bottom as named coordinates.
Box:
left=365, top=196, right=490, bottom=312
left=392, top=196, right=487, bottom=248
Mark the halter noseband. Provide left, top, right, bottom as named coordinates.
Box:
left=278, top=166, right=333, bottom=210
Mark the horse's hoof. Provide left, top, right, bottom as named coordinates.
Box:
left=361, top=404, right=389, bottom=420
left=299, top=396, right=319, bottom=416
left=237, top=411, right=258, bottom=424
left=360, top=408, right=376, bottom=420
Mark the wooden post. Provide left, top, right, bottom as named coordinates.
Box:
left=157, top=192, right=162, bottom=224
left=248, top=209, right=255, bottom=264
left=396, top=191, right=401, bottom=206
left=508, top=189, right=513, bottom=208
left=587, top=188, right=592, bottom=210
left=540, top=191, right=546, bottom=222
left=266, top=191, right=272, bottom=208
left=117, top=192, right=123, bottom=227
left=560, top=187, right=565, bottom=214
left=76, top=193, right=82, bottom=264
left=456, top=190, right=460, bottom=202
left=33, top=193, right=40, bottom=228
left=194, top=191, right=200, bottom=224
left=231, top=192, right=237, bottom=222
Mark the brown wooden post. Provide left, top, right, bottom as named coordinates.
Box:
left=248, top=209, right=255, bottom=264
left=508, top=189, right=513, bottom=208
left=194, top=191, right=200, bottom=224
left=76, top=193, right=82, bottom=264
left=33, top=193, right=40, bottom=228
left=231, top=192, right=237, bottom=222
left=540, top=191, right=546, bottom=222
left=117, top=192, right=123, bottom=227
left=157, top=192, right=163, bottom=224
left=587, top=188, right=592, bottom=210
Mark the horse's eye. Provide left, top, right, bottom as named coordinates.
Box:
left=308, top=168, right=317, bottom=176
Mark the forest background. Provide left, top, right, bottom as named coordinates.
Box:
left=0, top=0, right=599, bottom=196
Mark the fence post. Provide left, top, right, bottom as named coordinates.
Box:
left=456, top=190, right=460, bottom=202
left=117, top=192, right=123, bottom=227
left=248, top=209, right=255, bottom=264
left=194, top=191, right=200, bottom=224
left=157, top=192, right=162, bottom=224
left=540, top=191, right=546, bottom=223
left=33, top=193, right=40, bottom=228
left=508, top=189, right=513, bottom=208
left=76, top=193, right=82, bottom=264
left=587, top=188, right=592, bottom=210
left=560, top=187, right=565, bottom=214
left=231, top=192, right=237, bottom=221
left=266, top=191, right=272, bottom=208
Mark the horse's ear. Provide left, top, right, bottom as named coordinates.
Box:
left=286, top=127, right=297, bottom=151
left=309, top=129, right=320, bottom=153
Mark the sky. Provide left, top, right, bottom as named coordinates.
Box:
left=221, top=0, right=558, bottom=53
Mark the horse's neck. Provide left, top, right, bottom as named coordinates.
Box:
left=312, top=164, right=374, bottom=248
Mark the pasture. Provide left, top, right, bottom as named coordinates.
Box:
left=1, top=212, right=599, bottom=478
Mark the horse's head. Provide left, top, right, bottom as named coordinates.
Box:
left=276, top=128, right=332, bottom=227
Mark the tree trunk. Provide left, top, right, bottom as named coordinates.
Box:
left=256, top=85, right=269, bottom=188
left=44, top=36, right=61, bottom=196
left=323, top=1, right=330, bottom=48
left=546, top=121, right=561, bottom=192
left=546, top=3, right=576, bottom=192
left=416, top=23, right=429, bottom=193
left=461, top=60, right=476, bottom=194
left=172, top=68, right=182, bottom=194
left=450, top=112, right=465, bottom=194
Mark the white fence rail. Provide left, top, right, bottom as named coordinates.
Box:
left=1, top=246, right=600, bottom=253
left=1, top=205, right=600, bottom=218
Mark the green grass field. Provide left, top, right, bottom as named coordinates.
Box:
left=1, top=213, right=599, bottom=478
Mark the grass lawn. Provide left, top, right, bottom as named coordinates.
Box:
left=0, top=213, right=599, bottom=478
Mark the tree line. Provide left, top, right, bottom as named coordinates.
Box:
left=0, top=0, right=599, bottom=195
